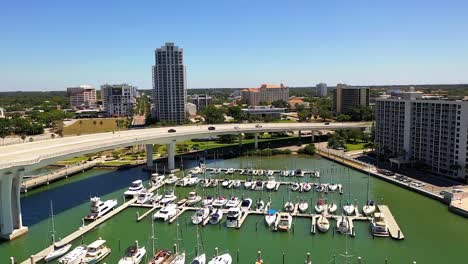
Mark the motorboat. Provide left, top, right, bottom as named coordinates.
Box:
left=152, top=192, right=163, bottom=204
left=343, top=201, right=355, bottom=216
left=258, top=170, right=265, bottom=176
left=160, top=190, right=177, bottom=205
left=298, top=200, right=309, bottom=213
left=311, top=170, right=320, bottom=178
left=316, top=215, right=330, bottom=232
left=328, top=203, right=338, bottom=214
left=84, top=197, right=118, bottom=221
left=337, top=215, right=349, bottom=234
left=225, top=196, right=240, bottom=208
left=328, top=183, right=338, bottom=192
left=147, top=249, right=172, bottom=264
left=209, top=179, right=218, bottom=188
left=254, top=180, right=264, bottom=191
left=209, top=208, right=224, bottom=224
left=265, top=177, right=277, bottom=191
left=290, top=182, right=301, bottom=192
left=226, top=208, right=241, bottom=228
left=295, top=169, right=302, bottom=176
left=136, top=190, right=154, bottom=204
left=315, top=184, right=325, bottom=193
left=284, top=202, right=295, bottom=213
left=244, top=180, right=253, bottom=189
left=276, top=212, right=292, bottom=231
left=191, top=207, right=211, bottom=225
left=177, top=199, right=188, bottom=206
left=240, top=198, right=252, bottom=211
left=165, top=174, right=179, bottom=185
left=190, top=254, right=206, bottom=264
left=265, top=209, right=277, bottom=227
left=212, top=196, right=228, bottom=208
left=200, top=179, right=210, bottom=188
left=255, top=200, right=265, bottom=211
left=301, top=182, right=312, bottom=192
left=186, top=192, right=202, bottom=206
left=232, top=180, right=241, bottom=189
left=363, top=200, right=376, bottom=216
left=58, top=245, right=87, bottom=264
left=45, top=244, right=72, bottom=262
left=290, top=170, right=295, bottom=177
left=208, top=253, right=232, bottom=264
left=226, top=168, right=235, bottom=174
left=124, top=180, right=145, bottom=197
left=314, top=199, right=326, bottom=214
left=190, top=166, right=202, bottom=174
left=153, top=203, right=178, bottom=221
left=186, top=175, right=200, bottom=186
left=371, top=212, right=390, bottom=237
left=170, top=252, right=186, bottom=264
left=82, top=239, right=111, bottom=264
left=221, top=179, right=231, bottom=188
left=202, top=195, right=214, bottom=206
left=118, top=241, right=146, bottom=264
left=150, top=173, right=165, bottom=186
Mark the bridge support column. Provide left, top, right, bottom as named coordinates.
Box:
left=146, top=144, right=154, bottom=168
left=0, top=169, right=28, bottom=240
left=167, top=141, right=175, bottom=170
left=311, top=130, right=315, bottom=143
left=254, top=133, right=258, bottom=150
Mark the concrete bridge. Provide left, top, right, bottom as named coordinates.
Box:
left=0, top=122, right=370, bottom=240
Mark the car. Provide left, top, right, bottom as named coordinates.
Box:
left=255, top=124, right=262, bottom=128
left=168, top=129, right=176, bottom=133
left=324, top=122, right=330, bottom=125
left=208, top=126, right=216, bottom=131
left=234, top=126, right=240, bottom=130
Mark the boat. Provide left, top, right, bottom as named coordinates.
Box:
left=343, top=201, right=355, bottom=216
left=328, top=203, right=338, bottom=214
left=290, top=182, right=300, bottom=192
left=240, top=198, right=252, bottom=211
left=255, top=200, right=265, bottom=211
left=284, top=202, right=295, bottom=213
left=190, top=226, right=206, bottom=264
left=200, top=179, right=210, bottom=188
left=314, top=199, right=326, bottom=214
left=225, top=196, right=240, bottom=208
left=160, top=190, right=177, bottom=204
left=44, top=201, right=72, bottom=262
left=186, top=192, right=202, bottom=206
left=232, top=180, right=241, bottom=188
left=315, top=184, right=325, bottom=193
left=153, top=203, right=178, bottom=221
left=148, top=249, right=172, bottom=264
left=209, top=208, right=224, bottom=224
left=177, top=199, right=187, bottom=206
left=165, top=174, right=179, bottom=185
left=276, top=212, right=292, bottom=231
left=371, top=212, right=390, bottom=237
left=82, top=239, right=111, bottom=264
left=254, top=180, right=264, bottom=191
left=301, top=183, right=312, bottom=192
left=150, top=174, right=165, bottom=186
left=265, top=176, right=277, bottom=191
left=152, top=192, right=163, bottom=204
left=209, top=179, right=218, bottom=188
left=316, top=215, right=330, bottom=232
left=84, top=197, right=118, bottom=221
left=137, top=190, right=154, bottom=204
left=170, top=252, right=186, bottom=264
left=221, top=179, right=231, bottom=188
left=337, top=215, right=349, bottom=234
left=298, top=200, right=309, bottom=213
left=118, top=241, right=146, bottom=264
left=191, top=207, right=211, bottom=225
left=226, top=208, right=241, bottom=228
left=202, top=195, right=214, bottom=206
left=226, top=168, right=235, bottom=174
left=328, top=183, right=338, bottom=192
left=186, top=175, right=200, bottom=187
left=212, top=196, right=227, bottom=208
left=265, top=209, right=277, bottom=227
left=124, top=180, right=145, bottom=197
left=208, top=253, right=232, bottom=264
left=58, top=245, right=87, bottom=264
left=363, top=200, right=376, bottom=216
left=190, top=254, right=206, bottom=264
left=243, top=180, right=253, bottom=189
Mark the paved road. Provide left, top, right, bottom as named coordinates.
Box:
left=0, top=122, right=369, bottom=171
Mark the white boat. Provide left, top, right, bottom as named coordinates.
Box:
left=265, top=209, right=277, bottom=227
left=254, top=180, right=264, bottom=191
left=315, top=184, right=325, bottom=193
left=226, top=168, right=234, bottom=174
left=150, top=174, right=165, bottom=186
left=343, top=201, right=355, bottom=216
left=265, top=177, right=277, bottom=191
left=314, top=199, right=326, bottom=214
left=240, top=198, right=252, bottom=211
left=298, top=200, right=309, bottom=213
left=212, top=196, right=227, bottom=208
left=186, top=192, right=202, bottom=206
left=301, top=183, right=312, bottom=192
left=153, top=203, right=178, bottom=221
left=232, top=180, right=241, bottom=188
left=190, top=253, right=206, bottom=264
left=371, top=212, right=390, bottom=237
left=328, top=203, right=338, bottom=214
left=209, top=208, right=224, bottom=224
left=290, top=182, right=300, bottom=192
left=200, top=179, right=210, bottom=188
left=191, top=207, right=210, bottom=225
left=202, top=195, right=214, bottom=206
left=316, top=215, right=330, bottom=232
left=255, top=200, right=265, bottom=211
left=208, top=253, right=232, bottom=264
left=82, top=239, right=111, bottom=264
left=165, top=174, right=179, bottom=185
left=124, top=180, right=145, bottom=197
left=284, top=202, right=295, bottom=213
left=226, top=208, right=241, bottom=228
left=362, top=200, right=376, bottom=216
left=328, top=183, right=338, bottom=192
left=58, top=245, right=87, bottom=264
left=337, top=215, right=349, bottom=234
left=244, top=180, right=253, bottom=189
left=170, top=252, right=186, bottom=264
left=186, top=175, right=200, bottom=186
left=225, top=197, right=240, bottom=208
left=84, top=197, right=118, bottom=221
left=276, top=212, right=292, bottom=231
left=190, top=166, right=202, bottom=174
left=221, top=179, right=231, bottom=188
left=136, top=190, right=154, bottom=204
left=45, top=244, right=72, bottom=262
left=209, top=179, right=218, bottom=188
left=147, top=249, right=172, bottom=264
left=160, top=190, right=177, bottom=204
left=118, top=241, right=146, bottom=264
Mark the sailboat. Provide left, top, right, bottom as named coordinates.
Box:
left=316, top=215, right=330, bottom=232
left=190, top=226, right=206, bottom=264
left=44, top=201, right=72, bottom=262
left=362, top=167, right=376, bottom=216
left=337, top=215, right=349, bottom=234
left=118, top=241, right=146, bottom=264
left=169, top=223, right=186, bottom=264
left=298, top=199, right=309, bottom=213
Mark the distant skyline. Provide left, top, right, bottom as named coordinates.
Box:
left=1, top=0, right=468, bottom=91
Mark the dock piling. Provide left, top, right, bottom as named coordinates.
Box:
left=10, top=257, right=14, bottom=264
left=358, top=257, right=362, bottom=264
left=306, top=252, right=311, bottom=263
left=215, top=247, right=219, bottom=257
left=282, top=252, right=285, bottom=264
left=29, top=256, right=35, bottom=264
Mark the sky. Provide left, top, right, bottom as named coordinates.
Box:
left=1, top=0, right=468, bottom=91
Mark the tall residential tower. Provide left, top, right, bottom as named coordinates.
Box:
left=152, top=42, right=187, bottom=123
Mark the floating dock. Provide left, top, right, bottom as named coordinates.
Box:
left=378, top=205, right=405, bottom=240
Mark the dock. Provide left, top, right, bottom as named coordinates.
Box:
left=378, top=205, right=405, bottom=240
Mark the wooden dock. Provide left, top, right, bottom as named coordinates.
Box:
left=378, top=205, right=405, bottom=240
left=136, top=205, right=161, bottom=221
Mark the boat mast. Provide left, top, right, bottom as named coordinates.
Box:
left=195, top=225, right=203, bottom=256
left=49, top=200, right=56, bottom=245
left=151, top=218, right=156, bottom=255
left=366, top=165, right=370, bottom=202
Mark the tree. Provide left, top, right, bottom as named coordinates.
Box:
left=318, top=109, right=332, bottom=121
left=298, top=109, right=312, bottom=122
left=218, top=134, right=236, bottom=144
left=271, top=100, right=288, bottom=108
left=201, top=105, right=225, bottom=124
left=298, top=143, right=316, bottom=155
left=0, top=119, right=10, bottom=144
left=347, top=128, right=363, bottom=143
left=336, top=114, right=351, bottom=122
left=176, top=142, right=190, bottom=153
left=227, top=106, right=244, bottom=121
left=21, top=134, right=26, bottom=143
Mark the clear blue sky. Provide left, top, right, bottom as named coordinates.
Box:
left=1, top=0, right=468, bottom=91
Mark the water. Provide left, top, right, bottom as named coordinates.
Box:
left=1, top=155, right=467, bottom=263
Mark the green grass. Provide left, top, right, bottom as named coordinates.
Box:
left=63, top=118, right=126, bottom=135
left=345, top=140, right=368, bottom=151
left=56, top=156, right=89, bottom=165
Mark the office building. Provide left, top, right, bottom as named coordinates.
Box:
left=316, top=83, right=328, bottom=97
left=241, top=106, right=286, bottom=119
left=67, top=85, right=97, bottom=110
left=241, top=83, right=289, bottom=106
left=333, top=84, right=370, bottom=114
left=375, top=90, right=468, bottom=181
left=152, top=42, right=187, bottom=123
left=101, top=84, right=138, bottom=117
left=191, top=94, right=212, bottom=112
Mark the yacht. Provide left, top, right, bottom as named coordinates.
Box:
left=255, top=200, right=265, bottom=211
left=58, top=245, right=87, bottom=264
left=124, top=180, right=145, bottom=197
left=337, top=215, right=349, bottom=234
left=200, top=179, right=210, bottom=188
left=315, top=184, right=325, bottom=193
left=45, top=244, right=72, bottom=262
left=212, top=196, right=227, bottom=208
left=314, top=199, right=326, bottom=214
left=225, top=197, right=240, bottom=208
left=276, top=212, right=292, bottom=231
left=265, top=177, right=277, bottom=191
left=190, top=254, right=206, bottom=264
left=118, top=241, right=146, bottom=264
left=208, top=253, right=232, bottom=264
left=226, top=208, right=241, bottom=228
left=152, top=192, right=163, bottom=204
left=160, top=190, right=177, bottom=205
left=328, top=203, right=338, bottom=214
left=316, top=215, right=330, bottom=232
left=190, top=166, right=202, bottom=174
left=244, top=180, right=253, bottom=189
left=226, top=168, right=234, bottom=174
left=209, top=208, right=224, bottom=224
left=153, top=203, right=178, bottom=221
left=136, top=190, right=154, bottom=204
left=298, top=200, right=309, bottom=213
left=371, top=212, right=390, bottom=237
left=343, top=201, right=355, bottom=216
left=284, top=202, right=295, bottom=213
left=265, top=209, right=277, bottom=227
left=186, top=175, right=200, bottom=186
left=221, top=179, right=232, bottom=188
left=232, top=180, right=241, bottom=189
left=191, top=207, right=210, bottom=225
left=290, top=182, right=300, bottom=192
left=301, top=182, right=312, bottom=192
left=363, top=200, right=376, bottom=216
left=150, top=174, right=165, bottom=186
left=84, top=197, right=118, bottom=221
left=186, top=192, right=202, bottom=206
left=82, top=239, right=111, bottom=264
left=165, top=174, right=179, bottom=185
left=202, top=195, right=214, bottom=206
left=254, top=180, right=264, bottom=191
left=240, top=198, right=252, bottom=211
left=328, top=183, right=338, bottom=192
left=209, top=179, right=218, bottom=188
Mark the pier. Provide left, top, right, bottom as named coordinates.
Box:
left=377, top=205, right=405, bottom=240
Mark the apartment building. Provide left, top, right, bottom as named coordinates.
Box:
left=101, top=84, right=138, bottom=117
left=241, top=84, right=289, bottom=106
left=67, top=85, right=97, bottom=110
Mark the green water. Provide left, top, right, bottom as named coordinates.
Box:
left=1, top=155, right=467, bottom=263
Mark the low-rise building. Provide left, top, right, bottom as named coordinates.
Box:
left=288, top=97, right=310, bottom=109
left=241, top=106, right=286, bottom=119
left=67, top=85, right=97, bottom=110
left=101, top=84, right=138, bottom=117
left=241, top=83, right=289, bottom=106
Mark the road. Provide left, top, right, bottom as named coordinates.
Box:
left=0, top=122, right=369, bottom=172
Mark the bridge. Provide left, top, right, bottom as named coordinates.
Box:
left=0, top=122, right=369, bottom=240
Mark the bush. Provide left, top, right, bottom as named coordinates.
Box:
left=243, top=148, right=292, bottom=156
left=298, top=144, right=316, bottom=155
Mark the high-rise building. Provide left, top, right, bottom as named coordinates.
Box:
left=333, top=84, right=370, bottom=114
left=316, top=83, right=328, bottom=97
left=101, top=84, right=138, bottom=117
left=241, top=83, right=289, bottom=106
left=191, top=94, right=212, bottom=112
left=375, top=91, right=468, bottom=181
left=152, top=42, right=187, bottom=123
left=67, top=85, right=97, bottom=110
